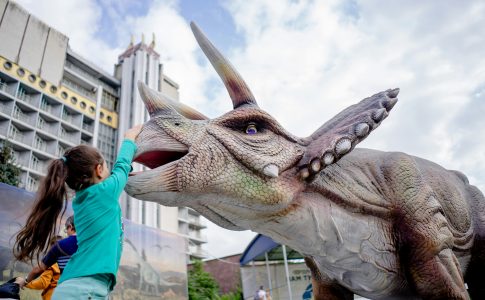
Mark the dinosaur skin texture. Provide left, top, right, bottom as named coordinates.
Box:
left=125, top=23, right=485, bottom=300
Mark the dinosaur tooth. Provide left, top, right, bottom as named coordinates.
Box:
left=311, top=159, right=321, bottom=172
left=372, top=108, right=387, bottom=123
left=323, top=153, right=335, bottom=165
left=355, top=123, right=370, bottom=138
left=335, top=139, right=352, bottom=155
left=263, top=164, right=279, bottom=178
left=387, top=88, right=400, bottom=98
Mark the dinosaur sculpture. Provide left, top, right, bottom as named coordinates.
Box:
left=125, top=23, right=485, bottom=300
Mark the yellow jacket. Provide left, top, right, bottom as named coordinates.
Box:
left=26, top=263, right=61, bottom=300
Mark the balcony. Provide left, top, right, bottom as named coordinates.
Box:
left=0, top=80, right=15, bottom=96
left=40, top=100, right=54, bottom=114
left=0, top=101, right=11, bottom=115
left=33, top=138, right=48, bottom=153
left=30, top=159, right=47, bottom=173
left=0, top=81, right=7, bottom=93
left=17, top=92, right=37, bottom=107
left=12, top=106, right=33, bottom=124
left=37, top=121, right=58, bottom=136
left=188, top=216, right=207, bottom=229
left=8, top=129, right=26, bottom=144
left=82, top=122, right=94, bottom=132
left=188, top=231, right=207, bottom=243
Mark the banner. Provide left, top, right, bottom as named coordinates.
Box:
left=0, top=183, right=188, bottom=299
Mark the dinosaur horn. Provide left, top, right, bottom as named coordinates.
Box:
left=190, top=22, right=258, bottom=109
left=138, top=81, right=208, bottom=120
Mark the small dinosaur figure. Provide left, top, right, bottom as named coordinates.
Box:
left=126, top=23, right=485, bottom=300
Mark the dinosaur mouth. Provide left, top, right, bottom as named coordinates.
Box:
left=132, top=150, right=187, bottom=171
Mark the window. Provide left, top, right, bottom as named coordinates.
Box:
left=101, top=91, right=117, bottom=111
left=39, top=80, right=47, bottom=88
left=61, top=91, right=68, bottom=99
left=28, top=74, right=36, bottom=83
left=3, top=61, right=12, bottom=70
left=17, top=68, right=25, bottom=77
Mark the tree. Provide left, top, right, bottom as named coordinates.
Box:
left=188, top=259, right=220, bottom=300
left=0, top=141, right=21, bottom=187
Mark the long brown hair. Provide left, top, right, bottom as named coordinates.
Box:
left=14, top=145, right=103, bottom=262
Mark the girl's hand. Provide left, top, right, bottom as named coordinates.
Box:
left=124, top=124, right=143, bottom=141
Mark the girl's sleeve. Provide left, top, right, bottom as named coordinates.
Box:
left=103, top=139, right=137, bottom=196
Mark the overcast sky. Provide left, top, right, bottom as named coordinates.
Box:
left=16, top=0, right=485, bottom=259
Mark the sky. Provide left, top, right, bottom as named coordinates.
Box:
left=15, top=0, right=485, bottom=259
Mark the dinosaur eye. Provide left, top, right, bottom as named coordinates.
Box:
left=245, top=124, right=258, bottom=135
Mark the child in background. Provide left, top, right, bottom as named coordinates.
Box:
left=22, top=235, right=62, bottom=300
left=14, top=125, right=142, bottom=299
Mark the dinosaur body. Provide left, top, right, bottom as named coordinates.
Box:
left=256, top=148, right=483, bottom=299
left=125, top=23, right=485, bottom=299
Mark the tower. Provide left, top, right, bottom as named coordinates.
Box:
left=115, top=35, right=206, bottom=260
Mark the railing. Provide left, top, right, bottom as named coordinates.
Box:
left=33, top=140, right=47, bottom=152
left=12, top=107, right=31, bottom=124
left=188, top=232, right=207, bottom=242
left=62, top=112, right=75, bottom=123
left=178, top=210, right=189, bottom=221
left=60, top=131, right=78, bottom=144
left=188, top=216, right=207, bottom=228
left=40, top=101, right=53, bottom=114
left=8, top=130, right=25, bottom=143
left=82, top=122, right=94, bottom=132
left=17, top=92, right=36, bottom=106
left=64, top=61, right=117, bottom=95
left=0, top=101, right=11, bottom=114
left=61, top=78, right=96, bottom=100
left=37, top=123, right=57, bottom=136
left=31, top=160, right=47, bottom=173
left=0, top=81, right=7, bottom=93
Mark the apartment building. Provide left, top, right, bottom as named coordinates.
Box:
left=0, top=0, right=206, bottom=260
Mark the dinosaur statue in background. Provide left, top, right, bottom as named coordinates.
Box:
left=125, top=22, right=485, bottom=300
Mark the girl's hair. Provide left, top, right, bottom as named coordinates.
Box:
left=14, top=145, right=103, bottom=262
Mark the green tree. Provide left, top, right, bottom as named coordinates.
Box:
left=220, top=286, right=243, bottom=300
left=0, top=141, right=21, bottom=187
left=188, top=259, right=220, bottom=300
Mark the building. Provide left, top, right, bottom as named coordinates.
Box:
left=115, top=33, right=207, bottom=260
left=0, top=0, right=206, bottom=260
left=0, top=0, right=119, bottom=192
left=197, top=254, right=242, bottom=295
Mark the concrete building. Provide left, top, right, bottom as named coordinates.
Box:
left=0, top=0, right=206, bottom=260
left=115, top=34, right=207, bottom=260
left=0, top=0, right=119, bottom=192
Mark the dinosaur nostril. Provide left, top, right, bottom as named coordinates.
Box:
left=174, top=122, right=180, bottom=126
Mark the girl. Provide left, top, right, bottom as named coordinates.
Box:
left=14, top=125, right=142, bottom=299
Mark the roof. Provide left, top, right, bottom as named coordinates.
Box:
left=239, top=234, right=304, bottom=266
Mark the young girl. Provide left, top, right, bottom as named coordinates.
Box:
left=14, top=125, right=142, bottom=299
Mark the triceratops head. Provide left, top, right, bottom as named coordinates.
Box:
left=125, top=22, right=399, bottom=230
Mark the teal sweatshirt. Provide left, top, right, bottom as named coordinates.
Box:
left=59, top=139, right=137, bottom=290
